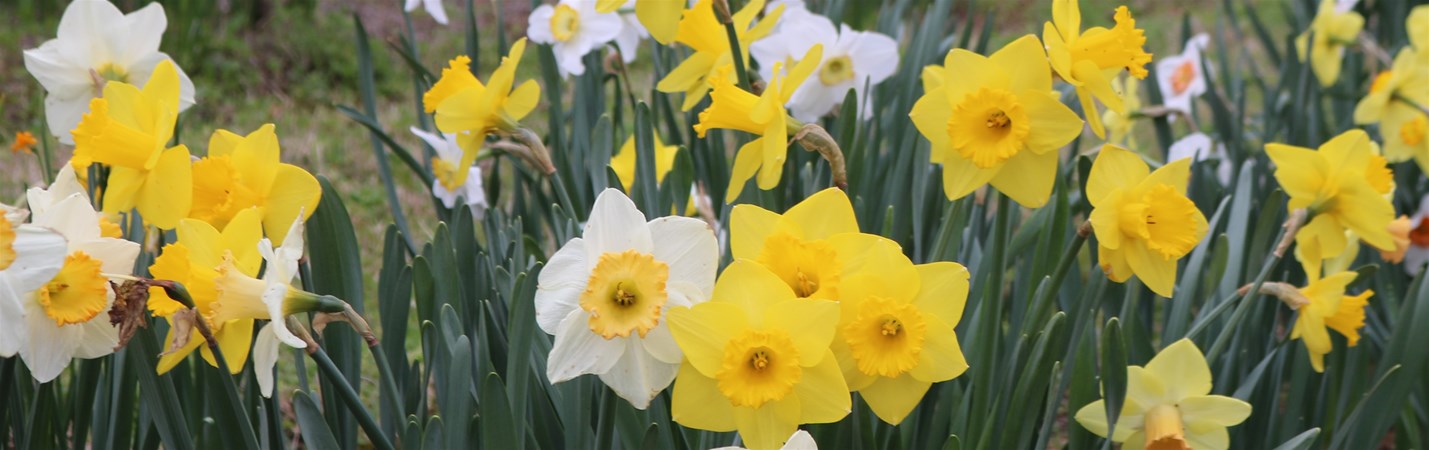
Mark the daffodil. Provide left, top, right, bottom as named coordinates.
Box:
left=147, top=208, right=264, bottom=374
left=656, top=0, right=783, bottom=111
left=190, top=124, right=321, bottom=246
left=1266, top=130, right=1396, bottom=271
left=208, top=216, right=330, bottom=397
left=1281, top=267, right=1372, bottom=372
left=70, top=59, right=191, bottom=230
left=666, top=260, right=849, bottom=450
left=22, top=0, right=195, bottom=145
left=1354, top=7, right=1429, bottom=173
left=610, top=134, right=680, bottom=192
left=1075, top=339, right=1252, bottom=449
left=1087, top=145, right=1208, bottom=298
left=749, top=7, right=900, bottom=121
left=1156, top=34, right=1210, bottom=117
left=1296, top=0, right=1364, bottom=87
left=404, top=0, right=448, bottom=25
left=909, top=35, right=1084, bottom=208
left=1398, top=195, right=1429, bottom=276
left=596, top=0, right=681, bottom=45
left=729, top=188, right=886, bottom=302
left=1167, top=132, right=1233, bottom=186
left=1101, top=76, right=1141, bottom=150
left=832, top=245, right=970, bottom=424
left=694, top=46, right=822, bottom=202
left=0, top=207, right=69, bottom=359
left=528, top=0, right=623, bottom=78
left=1042, top=0, right=1153, bottom=138
left=425, top=39, right=541, bottom=170
left=10, top=131, right=37, bottom=154
left=712, top=430, right=818, bottom=450
left=607, top=0, right=649, bottom=63
left=6, top=193, right=140, bottom=382
left=411, top=127, right=488, bottom=213
left=535, top=189, right=718, bottom=408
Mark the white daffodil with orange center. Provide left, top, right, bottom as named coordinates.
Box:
left=1043, top=0, right=1154, bottom=138
left=730, top=188, right=885, bottom=302
left=70, top=59, right=192, bottom=230
left=411, top=127, right=488, bottom=214
left=147, top=208, right=264, bottom=375
left=1167, top=132, right=1233, bottom=186
left=1156, top=34, right=1210, bottom=117
left=667, top=261, right=849, bottom=450
left=1296, top=0, right=1364, bottom=87
left=1087, top=145, right=1208, bottom=298
left=22, top=0, right=195, bottom=145
left=910, top=35, right=1084, bottom=207
left=528, top=0, right=623, bottom=78
left=190, top=125, right=322, bottom=246
left=749, top=7, right=900, bottom=121
left=831, top=241, right=969, bottom=425
left=0, top=206, right=69, bottom=359
left=2, top=192, right=141, bottom=383
left=1076, top=339, right=1252, bottom=449
left=535, top=189, right=718, bottom=409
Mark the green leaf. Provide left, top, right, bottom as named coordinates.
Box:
left=1099, top=318, right=1127, bottom=444
left=479, top=373, right=519, bottom=450
left=1270, top=428, right=1320, bottom=450
left=293, top=390, right=341, bottom=450
left=443, top=337, right=474, bottom=449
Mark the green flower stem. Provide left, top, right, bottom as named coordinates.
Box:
left=715, top=0, right=752, bottom=91
left=308, top=345, right=396, bottom=450
left=1204, top=212, right=1296, bottom=363
left=1021, top=221, right=1091, bottom=337
left=191, top=312, right=262, bottom=450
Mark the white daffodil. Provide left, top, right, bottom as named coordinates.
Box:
left=209, top=215, right=322, bottom=397
left=411, top=127, right=489, bottom=215
left=612, top=0, right=648, bottom=63
left=1404, top=195, right=1429, bottom=276
left=1155, top=33, right=1210, bottom=118
left=536, top=188, right=718, bottom=409
left=1168, top=132, right=1233, bottom=186
left=749, top=8, right=899, bottom=122
left=713, top=430, right=818, bottom=450
left=527, top=0, right=624, bottom=78
left=404, top=0, right=449, bottom=25
left=22, top=0, right=195, bottom=145
left=0, top=206, right=69, bottom=358
left=7, top=193, right=140, bottom=382
left=26, top=166, right=88, bottom=219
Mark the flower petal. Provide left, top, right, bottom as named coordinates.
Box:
left=793, top=350, right=851, bottom=424
left=667, top=301, right=749, bottom=377
left=546, top=309, right=626, bottom=383
left=734, top=397, right=803, bottom=450
left=908, top=317, right=968, bottom=383
left=597, top=338, right=679, bottom=409
left=585, top=189, right=654, bottom=258
left=671, top=362, right=737, bottom=431
left=763, top=299, right=839, bottom=366
left=1087, top=145, right=1149, bottom=205
left=254, top=323, right=281, bottom=397
left=1178, top=395, right=1252, bottom=428
left=648, top=216, right=719, bottom=298
left=536, top=238, right=588, bottom=335
left=1143, top=339, right=1212, bottom=400
left=989, top=148, right=1058, bottom=208
left=1123, top=239, right=1177, bottom=298
left=730, top=204, right=781, bottom=260
left=858, top=373, right=930, bottom=425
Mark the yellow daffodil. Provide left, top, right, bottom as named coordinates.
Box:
left=71, top=59, right=192, bottom=230
left=832, top=244, right=970, bottom=424
left=425, top=39, right=541, bottom=182
left=148, top=208, right=264, bottom=374
left=610, top=134, right=680, bottom=192
left=656, top=0, right=782, bottom=111
left=910, top=35, right=1083, bottom=208
left=189, top=124, right=321, bottom=246
left=729, top=188, right=886, bottom=302
left=1043, top=0, right=1153, bottom=138
left=1296, top=0, right=1364, bottom=87
left=1356, top=7, right=1429, bottom=173
left=1283, top=267, right=1371, bottom=372
left=1266, top=130, right=1396, bottom=272
left=694, top=45, right=822, bottom=202
left=597, top=0, right=682, bottom=44
left=0, top=208, right=68, bottom=359
left=1075, top=339, right=1252, bottom=449
left=1102, top=76, right=1141, bottom=150
left=667, top=260, right=849, bottom=450
left=1087, top=145, right=1208, bottom=298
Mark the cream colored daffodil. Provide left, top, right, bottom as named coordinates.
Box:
left=1075, top=339, right=1252, bottom=449
left=535, top=188, right=718, bottom=409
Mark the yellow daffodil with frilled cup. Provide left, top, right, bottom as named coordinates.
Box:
left=70, top=59, right=192, bottom=230
left=1266, top=130, right=1396, bottom=274
left=0, top=207, right=69, bottom=360
left=656, top=0, right=782, bottom=111
left=425, top=39, right=542, bottom=173
left=1076, top=339, right=1252, bottom=450
left=1087, top=145, right=1208, bottom=298
left=3, top=188, right=140, bottom=383
left=1296, top=0, right=1364, bottom=87
left=831, top=243, right=970, bottom=424
left=1272, top=265, right=1372, bottom=373
left=729, top=188, right=884, bottom=302
left=190, top=124, right=321, bottom=246
left=147, top=208, right=264, bottom=374
left=535, top=188, right=718, bottom=409
left=1042, top=0, right=1153, bottom=138
left=910, top=35, right=1084, bottom=208
left=667, top=260, right=849, bottom=450
left=695, top=46, right=822, bottom=203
